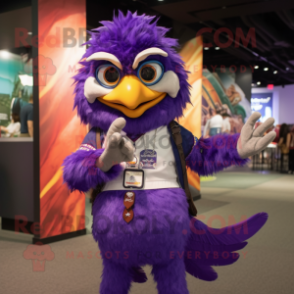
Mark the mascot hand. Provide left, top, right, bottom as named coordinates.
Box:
left=97, top=117, right=135, bottom=172
left=237, top=112, right=276, bottom=159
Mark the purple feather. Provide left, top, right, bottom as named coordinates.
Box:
left=184, top=262, right=218, bottom=281
left=72, top=11, right=191, bottom=135
left=62, top=149, right=122, bottom=191
left=184, top=212, right=268, bottom=280
left=186, top=133, right=249, bottom=176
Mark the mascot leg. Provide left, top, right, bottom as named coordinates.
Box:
left=152, top=258, right=189, bottom=294
left=100, top=258, right=132, bottom=294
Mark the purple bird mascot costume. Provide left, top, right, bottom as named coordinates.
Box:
left=63, top=11, right=276, bottom=294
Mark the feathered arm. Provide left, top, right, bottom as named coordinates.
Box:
left=186, top=133, right=249, bottom=176
left=63, top=118, right=134, bottom=192
left=186, top=112, right=277, bottom=176
left=63, top=148, right=123, bottom=192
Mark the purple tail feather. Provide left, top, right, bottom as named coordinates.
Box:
left=185, top=212, right=268, bottom=281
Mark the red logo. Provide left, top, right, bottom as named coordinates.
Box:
left=33, top=55, right=57, bottom=86
left=23, top=242, right=55, bottom=272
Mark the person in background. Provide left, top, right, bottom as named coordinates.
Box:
left=20, top=95, right=33, bottom=137
left=278, top=123, right=289, bottom=172
left=205, top=107, right=223, bottom=137
left=287, top=126, right=294, bottom=174
left=203, top=110, right=211, bottom=138
left=220, top=106, right=231, bottom=134
left=0, top=113, right=21, bottom=137
left=273, top=124, right=280, bottom=143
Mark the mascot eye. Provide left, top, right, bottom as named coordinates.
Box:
left=96, top=64, right=121, bottom=88
left=137, top=60, right=164, bottom=86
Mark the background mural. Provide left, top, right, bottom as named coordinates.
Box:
left=178, top=36, right=203, bottom=193
left=202, top=67, right=252, bottom=137
left=38, top=0, right=87, bottom=239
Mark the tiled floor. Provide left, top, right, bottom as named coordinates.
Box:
left=1, top=168, right=294, bottom=294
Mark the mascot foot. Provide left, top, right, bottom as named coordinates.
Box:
left=152, top=258, right=189, bottom=294
left=131, top=267, right=148, bottom=283
left=100, top=259, right=132, bottom=294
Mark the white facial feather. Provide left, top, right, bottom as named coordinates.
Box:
left=86, top=52, right=122, bottom=70
left=132, top=48, right=168, bottom=69
left=148, top=71, right=180, bottom=98
left=84, top=77, right=112, bottom=103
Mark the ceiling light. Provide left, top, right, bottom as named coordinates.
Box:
left=263, top=67, right=269, bottom=71
left=286, top=67, right=289, bottom=71
left=273, top=70, right=278, bottom=74
left=0, top=50, right=10, bottom=59
left=215, top=47, right=220, bottom=50
left=257, top=81, right=261, bottom=85
left=254, top=65, right=259, bottom=69
left=204, top=47, right=209, bottom=50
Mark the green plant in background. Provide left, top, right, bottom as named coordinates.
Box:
left=11, top=76, right=23, bottom=99
left=0, top=94, right=11, bottom=127
left=12, top=75, right=31, bottom=103
left=0, top=94, right=11, bottom=109
left=0, top=76, right=24, bottom=127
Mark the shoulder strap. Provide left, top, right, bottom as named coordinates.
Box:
left=95, top=127, right=101, bottom=149
left=90, top=128, right=102, bottom=207
left=169, top=121, right=197, bottom=216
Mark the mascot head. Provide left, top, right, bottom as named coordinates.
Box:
left=74, top=11, right=190, bottom=134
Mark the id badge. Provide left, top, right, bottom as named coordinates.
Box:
left=139, top=150, right=157, bottom=169
left=123, top=169, right=144, bottom=189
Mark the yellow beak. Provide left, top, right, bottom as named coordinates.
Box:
left=98, top=75, right=166, bottom=118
